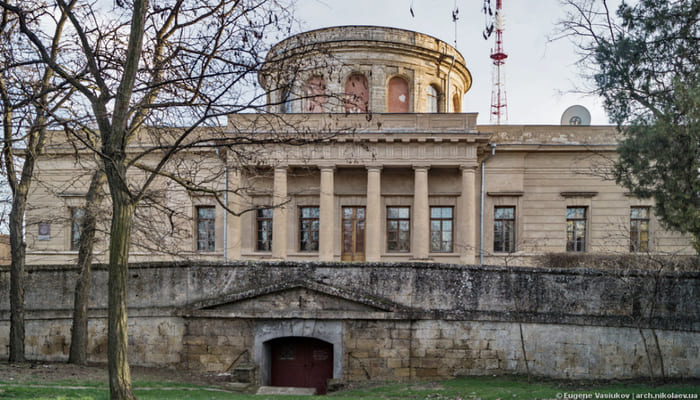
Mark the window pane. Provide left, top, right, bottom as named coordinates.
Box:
left=387, top=208, right=398, bottom=219
left=399, top=221, right=410, bottom=231
left=495, top=207, right=514, bottom=219
left=567, top=207, right=585, bottom=219
left=443, top=231, right=452, bottom=243
left=430, top=232, right=441, bottom=252
left=399, top=208, right=409, bottom=219
left=443, top=220, right=452, bottom=232
left=431, top=208, right=441, bottom=218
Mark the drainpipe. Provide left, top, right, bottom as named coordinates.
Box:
left=480, top=143, right=497, bottom=265
left=216, top=147, right=228, bottom=260
left=223, top=165, right=228, bottom=261
left=445, top=55, right=455, bottom=113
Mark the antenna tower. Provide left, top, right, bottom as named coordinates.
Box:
left=483, top=0, right=508, bottom=124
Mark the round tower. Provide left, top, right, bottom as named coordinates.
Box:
left=260, top=26, right=472, bottom=114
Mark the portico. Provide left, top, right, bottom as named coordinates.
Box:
left=230, top=114, right=486, bottom=264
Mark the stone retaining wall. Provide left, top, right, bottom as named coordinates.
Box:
left=0, top=261, right=698, bottom=381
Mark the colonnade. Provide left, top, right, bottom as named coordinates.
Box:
left=226, top=164, right=478, bottom=264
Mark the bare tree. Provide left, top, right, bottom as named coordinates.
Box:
left=0, top=3, right=73, bottom=362
left=68, top=167, right=107, bottom=365
left=0, top=1, right=355, bottom=397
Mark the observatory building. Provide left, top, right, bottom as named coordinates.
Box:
left=24, top=25, right=694, bottom=265
left=4, top=26, right=698, bottom=393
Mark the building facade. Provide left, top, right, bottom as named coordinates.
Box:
left=24, top=26, right=693, bottom=265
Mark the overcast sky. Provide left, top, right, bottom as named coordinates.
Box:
left=294, top=0, right=620, bottom=126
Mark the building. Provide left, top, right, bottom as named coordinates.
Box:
left=5, top=26, right=697, bottom=393
left=24, top=26, right=694, bottom=265
left=0, top=234, right=9, bottom=265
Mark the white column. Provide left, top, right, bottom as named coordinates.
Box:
left=460, top=164, right=477, bottom=264
left=225, top=168, right=242, bottom=260
left=365, top=166, right=382, bottom=262
left=412, top=165, right=430, bottom=260
left=272, top=166, right=288, bottom=259
left=319, top=166, right=335, bottom=261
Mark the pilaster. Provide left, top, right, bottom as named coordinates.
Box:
left=319, top=166, right=335, bottom=261
left=225, top=168, right=242, bottom=260
left=272, top=166, right=288, bottom=259
left=365, top=166, right=382, bottom=262
left=412, top=165, right=430, bottom=260
left=460, top=164, right=477, bottom=264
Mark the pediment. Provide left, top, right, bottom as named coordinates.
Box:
left=183, top=279, right=413, bottom=319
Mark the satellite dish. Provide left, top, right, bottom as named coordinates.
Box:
left=560, top=105, right=591, bottom=126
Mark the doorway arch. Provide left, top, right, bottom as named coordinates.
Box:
left=267, top=336, right=333, bottom=394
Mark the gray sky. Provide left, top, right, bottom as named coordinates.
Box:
left=295, top=0, right=616, bottom=126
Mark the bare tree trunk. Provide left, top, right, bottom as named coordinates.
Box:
left=8, top=195, right=26, bottom=362
left=638, top=327, right=655, bottom=384
left=650, top=328, right=666, bottom=383
left=106, top=185, right=136, bottom=400
left=5, top=110, right=46, bottom=363
left=69, top=169, right=106, bottom=365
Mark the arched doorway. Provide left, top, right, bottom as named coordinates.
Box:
left=268, top=337, right=334, bottom=394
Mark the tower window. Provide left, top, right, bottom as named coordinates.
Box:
left=304, top=76, right=326, bottom=113
left=387, top=76, right=409, bottom=113
left=426, top=84, right=440, bottom=112
left=344, top=73, right=369, bottom=113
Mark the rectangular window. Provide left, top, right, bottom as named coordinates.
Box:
left=566, top=207, right=587, bottom=252
left=494, top=206, right=515, bottom=253
left=70, top=208, right=85, bottom=251
left=299, top=206, right=320, bottom=251
left=196, top=206, right=216, bottom=252
left=430, top=206, right=453, bottom=252
left=387, top=206, right=410, bottom=252
left=256, top=208, right=273, bottom=251
left=630, top=206, right=650, bottom=252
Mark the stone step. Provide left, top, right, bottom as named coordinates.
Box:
left=255, top=386, right=317, bottom=395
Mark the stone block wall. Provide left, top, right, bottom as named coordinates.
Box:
left=0, top=261, right=698, bottom=382
left=340, top=320, right=698, bottom=381
left=0, top=316, right=183, bottom=367
left=182, top=318, right=254, bottom=373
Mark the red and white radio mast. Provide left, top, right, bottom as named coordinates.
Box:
left=483, top=0, right=508, bottom=124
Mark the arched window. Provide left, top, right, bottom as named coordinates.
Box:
left=304, top=76, right=326, bottom=113
left=452, top=93, right=461, bottom=113
left=344, top=73, right=369, bottom=113
left=387, top=76, right=409, bottom=113
left=426, top=84, right=440, bottom=113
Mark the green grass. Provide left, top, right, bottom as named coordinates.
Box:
left=0, top=376, right=698, bottom=400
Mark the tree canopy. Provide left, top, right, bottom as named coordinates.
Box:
left=563, top=0, right=700, bottom=252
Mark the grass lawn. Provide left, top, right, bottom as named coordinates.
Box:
left=0, top=375, right=698, bottom=399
